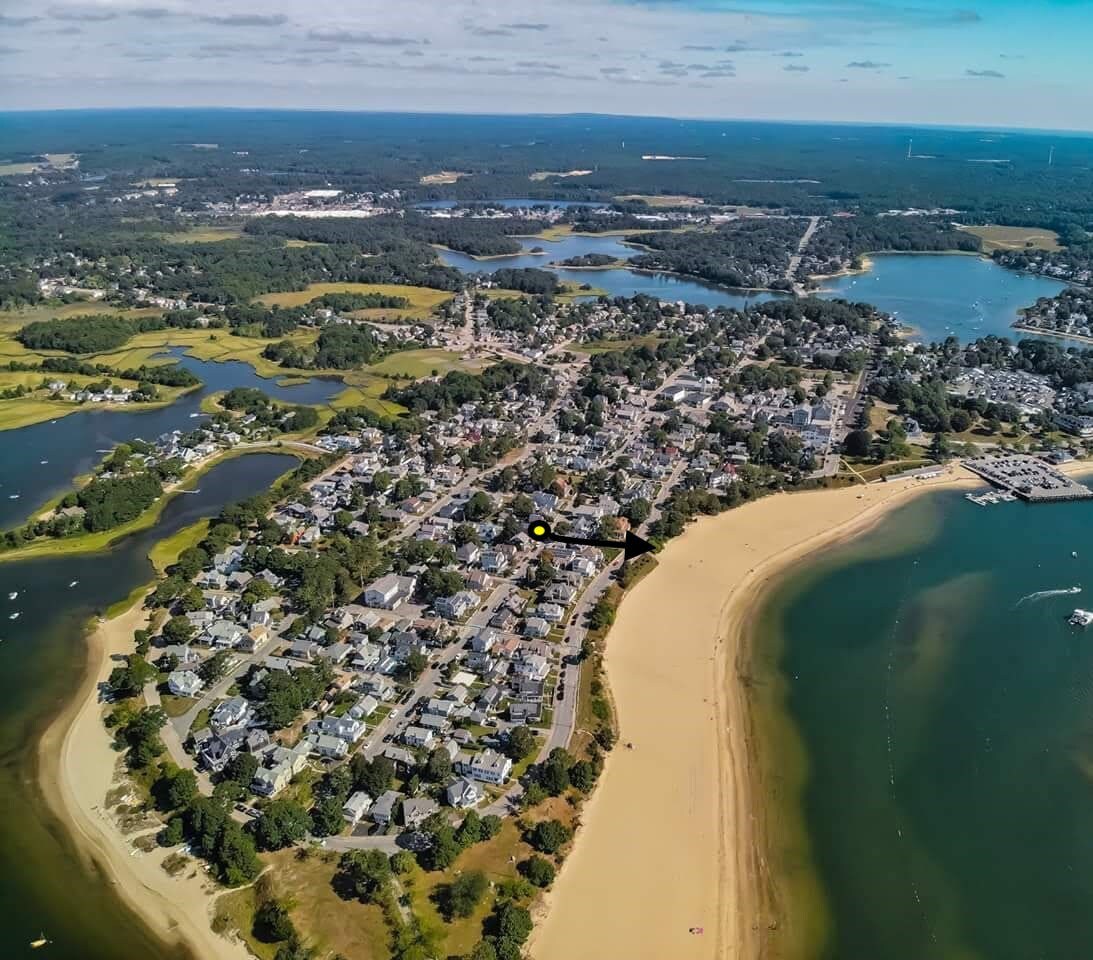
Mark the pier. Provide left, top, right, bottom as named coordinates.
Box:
left=962, top=455, right=1093, bottom=503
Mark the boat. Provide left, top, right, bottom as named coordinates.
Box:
left=39, top=459, right=48, bottom=465
left=1073, top=551, right=1079, bottom=558
left=69, top=580, right=79, bottom=588
left=7, top=591, right=16, bottom=600
left=9, top=612, right=20, bottom=620
left=30, top=934, right=49, bottom=948
left=7, top=494, right=18, bottom=500
left=1069, top=609, right=1093, bottom=627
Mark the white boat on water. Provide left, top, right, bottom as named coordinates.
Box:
left=1069, top=609, right=1093, bottom=627
left=7, top=591, right=17, bottom=600
left=9, top=612, right=20, bottom=620
left=69, top=580, right=79, bottom=588
left=7, top=494, right=18, bottom=500
left=40, top=460, right=48, bottom=465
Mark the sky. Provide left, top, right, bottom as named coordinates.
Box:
left=0, top=0, right=1089, bottom=129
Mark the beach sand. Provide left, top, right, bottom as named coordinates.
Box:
left=38, top=600, right=248, bottom=960
left=531, top=466, right=981, bottom=960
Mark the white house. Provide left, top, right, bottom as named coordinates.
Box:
left=462, top=748, right=512, bottom=785
left=445, top=777, right=483, bottom=809
left=342, top=791, right=373, bottom=825
left=167, top=670, right=204, bottom=697
left=362, top=574, right=418, bottom=610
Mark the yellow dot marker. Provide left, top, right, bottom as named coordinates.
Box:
left=528, top=521, right=551, bottom=540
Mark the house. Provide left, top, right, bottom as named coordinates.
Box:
left=317, top=714, right=365, bottom=743
left=445, top=777, right=483, bottom=809
left=435, top=591, right=477, bottom=620
left=349, top=694, right=380, bottom=720
left=167, top=669, right=204, bottom=698
left=307, top=733, right=348, bottom=760
left=424, top=698, right=456, bottom=718
left=198, top=730, right=246, bottom=773
left=546, top=582, right=577, bottom=604
left=523, top=617, right=549, bottom=638
left=403, top=725, right=435, bottom=749
left=515, top=654, right=550, bottom=682
left=470, top=628, right=498, bottom=653
left=381, top=746, right=417, bottom=773
left=363, top=574, right=417, bottom=610
left=456, top=542, right=480, bottom=565
left=509, top=701, right=542, bottom=723
left=205, top=620, right=246, bottom=649
left=210, top=696, right=252, bottom=732
left=371, top=789, right=403, bottom=825
left=401, top=797, right=439, bottom=828
left=251, top=742, right=310, bottom=797
left=537, top=602, right=565, bottom=623
left=359, top=675, right=396, bottom=701
left=342, top=791, right=373, bottom=825
left=462, top=748, right=512, bottom=784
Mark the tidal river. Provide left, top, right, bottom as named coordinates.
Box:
left=751, top=488, right=1093, bottom=960
left=0, top=451, right=296, bottom=960
left=0, top=348, right=343, bottom=531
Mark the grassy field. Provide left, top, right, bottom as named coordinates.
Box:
left=615, top=193, right=706, bottom=207
left=157, top=225, right=246, bottom=244
left=0, top=369, right=192, bottom=432
left=0, top=303, right=162, bottom=333
left=957, top=224, right=1062, bottom=252
left=254, top=282, right=453, bottom=320
left=0, top=162, right=40, bottom=176
left=528, top=170, right=592, bottom=181
left=148, top=519, right=210, bottom=573
left=420, top=171, right=468, bottom=184
left=567, top=334, right=663, bottom=354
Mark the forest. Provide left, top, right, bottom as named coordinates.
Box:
left=627, top=218, right=804, bottom=289
left=386, top=360, right=553, bottom=415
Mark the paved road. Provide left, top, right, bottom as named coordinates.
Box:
left=786, top=215, right=821, bottom=284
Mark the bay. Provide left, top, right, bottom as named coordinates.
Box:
left=0, top=451, right=297, bottom=960
left=753, top=489, right=1093, bottom=960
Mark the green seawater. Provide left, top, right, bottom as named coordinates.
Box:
left=752, top=489, right=1093, bottom=960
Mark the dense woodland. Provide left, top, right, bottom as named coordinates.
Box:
left=627, top=219, right=804, bottom=289
left=803, top=216, right=981, bottom=275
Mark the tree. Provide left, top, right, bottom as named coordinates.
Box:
left=222, top=752, right=259, bottom=787
left=255, top=800, right=312, bottom=851
left=425, top=747, right=453, bottom=782
left=443, top=870, right=488, bottom=920
left=159, top=816, right=185, bottom=847
left=529, top=819, right=570, bottom=854
left=843, top=429, right=872, bottom=458
left=165, top=769, right=199, bottom=810
left=569, top=760, right=597, bottom=793
left=390, top=850, right=415, bottom=875
left=310, top=795, right=346, bottom=837
left=199, top=650, right=232, bottom=684
left=161, top=615, right=195, bottom=645
left=108, top=653, right=156, bottom=698
left=255, top=900, right=296, bottom=943
left=480, top=814, right=502, bottom=840
left=398, top=649, right=429, bottom=681
left=496, top=902, right=534, bottom=944
left=217, top=820, right=262, bottom=885
left=538, top=749, right=573, bottom=796
left=929, top=431, right=951, bottom=462
left=949, top=409, right=972, bottom=433
left=519, top=855, right=556, bottom=888
left=352, top=755, right=394, bottom=797
left=338, top=849, right=391, bottom=903
left=455, top=809, right=483, bottom=847
left=503, top=724, right=534, bottom=762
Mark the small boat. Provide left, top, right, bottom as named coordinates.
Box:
left=9, top=612, right=20, bottom=620
left=69, top=580, right=79, bottom=588
left=40, top=460, right=48, bottom=465
left=7, top=494, right=18, bottom=500
left=1073, top=551, right=1079, bottom=558
left=1069, top=609, right=1093, bottom=627
left=8, top=591, right=16, bottom=600
left=30, top=933, right=49, bottom=948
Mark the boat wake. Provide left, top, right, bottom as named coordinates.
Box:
left=1016, top=586, right=1082, bottom=607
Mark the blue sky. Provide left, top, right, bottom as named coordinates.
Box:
left=0, top=0, right=1089, bottom=129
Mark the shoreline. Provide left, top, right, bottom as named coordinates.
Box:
left=1012, top=323, right=1093, bottom=347
left=531, top=465, right=984, bottom=960
left=37, top=597, right=248, bottom=960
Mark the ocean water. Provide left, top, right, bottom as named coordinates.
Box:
left=751, top=489, right=1093, bottom=960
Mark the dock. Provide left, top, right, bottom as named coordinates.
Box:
left=962, top=455, right=1093, bottom=503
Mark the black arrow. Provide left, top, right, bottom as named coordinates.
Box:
left=527, top=521, right=654, bottom=562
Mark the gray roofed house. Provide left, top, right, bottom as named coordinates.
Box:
left=371, top=789, right=403, bottom=825
left=342, top=791, right=373, bottom=825
left=446, top=777, right=483, bottom=809
left=401, top=797, right=440, bottom=828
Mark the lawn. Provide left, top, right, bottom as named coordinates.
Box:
left=158, top=225, right=246, bottom=244
left=367, top=348, right=488, bottom=379
left=567, top=334, right=663, bottom=355
left=148, top=519, right=210, bottom=573
left=0, top=162, right=41, bottom=176
left=614, top=193, right=706, bottom=207
left=957, top=224, right=1062, bottom=253
left=254, top=282, right=453, bottom=320
left=159, top=692, right=198, bottom=719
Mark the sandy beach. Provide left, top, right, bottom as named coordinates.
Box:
left=531, top=465, right=982, bottom=960
left=37, top=599, right=249, bottom=960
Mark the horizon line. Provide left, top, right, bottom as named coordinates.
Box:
left=0, top=104, right=1090, bottom=139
